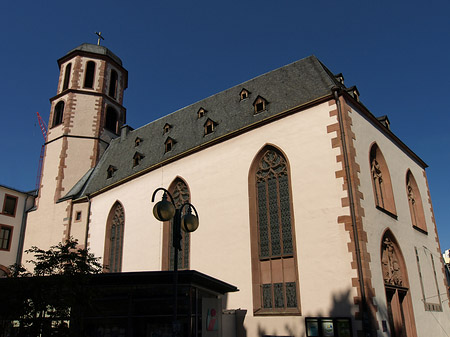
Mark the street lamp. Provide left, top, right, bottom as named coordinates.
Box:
left=151, top=187, right=199, bottom=336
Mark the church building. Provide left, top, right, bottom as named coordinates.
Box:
left=6, top=43, right=450, bottom=336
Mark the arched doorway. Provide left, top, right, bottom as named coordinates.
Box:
left=381, top=230, right=417, bottom=337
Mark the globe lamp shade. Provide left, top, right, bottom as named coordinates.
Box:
left=153, top=199, right=175, bottom=221
left=181, top=213, right=199, bottom=233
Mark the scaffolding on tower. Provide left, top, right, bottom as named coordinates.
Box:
left=36, top=112, right=48, bottom=190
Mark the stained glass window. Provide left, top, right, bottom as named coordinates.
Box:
left=105, top=203, right=125, bottom=273
left=169, top=179, right=190, bottom=270
left=253, top=148, right=299, bottom=312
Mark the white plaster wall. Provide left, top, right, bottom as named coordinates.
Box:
left=89, top=101, right=358, bottom=335
left=350, top=104, right=450, bottom=336
left=0, top=187, right=29, bottom=268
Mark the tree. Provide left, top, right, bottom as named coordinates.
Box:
left=1, top=238, right=102, bottom=337
left=26, top=237, right=102, bottom=276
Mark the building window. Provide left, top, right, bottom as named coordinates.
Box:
left=53, top=101, right=65, bottom=127
left=103, top=202, right=125, bottom=273
left=162, top=178, right=191, bottom=271
left=105, top=107, right=119, bottom=134
left=165, top=137, right=175, bottom=153
left=406, top=171, right=427, bottom=233
left=2, top=194, right=18, bottom=217
left=370, top=144, right=396, bottom=216
left=306, top=317, right=352, bottom=337
left=0, top=225, right=12, bottom=251
left=197, top=108, right=206, bottom=118
left=253, top=96, right=267, bottom=114
left=135, top=137, right=142, bottom=147
left=107, top=165, right=117, bottom=179
left=240, top=88, right=250, bottom=100
left=75, top=211, right=82, bottom=222
left=163, top=123, right=172, bottom=134
left=62, top=63, right=72, bottom=91
left=109, top=69, right=118, bottom=99
left=133, top=152, right=144, bottom=167
left=204, top=119, right=217, bottom=135
left=249, top=146, right=300, bottom=314
left=381, top=230, right=418, bottom=336
left=84, top=61, right=96, bottom=88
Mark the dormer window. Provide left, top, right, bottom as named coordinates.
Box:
left=165, top=137, right=176, bottom=153
left=107, top=165, right=117, bottom=179
left=204, top=119, right=218, bottom=136
left=334, top=73, right=344, bottom=85
left=253, top=96, right=267, bottom=114
left=133, top=152, right=144, bottom=167
left=240, top=88, right=250, bottom=101
left=346, top=86, right=360, bottom=102
left=135, top=137, right=142, bottom=147
left=197, top=108, right=207, bottom=118
left=163, top=123, right=172, bottom=134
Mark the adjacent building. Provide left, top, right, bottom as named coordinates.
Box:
left=0, top=185, right=35, bottom=276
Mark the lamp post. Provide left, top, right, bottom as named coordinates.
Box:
left=151, top=187, right=199, bottom=336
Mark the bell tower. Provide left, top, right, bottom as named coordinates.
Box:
left=24, top=44, right=128, bottom=254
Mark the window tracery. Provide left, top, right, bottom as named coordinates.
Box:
left=104, top=202, right=125, bottom=273
left=249, top=147, right=299, bottom=314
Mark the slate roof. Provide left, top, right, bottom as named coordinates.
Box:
left=75, top=55, right=344, bottom=198
left=63, top=43, right=123, bottom=66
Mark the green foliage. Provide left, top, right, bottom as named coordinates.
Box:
left=1, top=238, right=102, bottom=336
left=25, top=238, right=102, bottom=276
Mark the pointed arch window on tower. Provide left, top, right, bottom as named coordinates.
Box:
left=370, top=144, right=397, bottom=217
left=109, top=69, right=118, bottom=99
left=103, top=202, right=125, bottom=273
left=52, top=101, right=65, bottom=127
left=105, top=107, right=119, bottom=134
left=249, top=147, right=300, bottom=314
left=162, top=178, right=191, bottom=271
left=84, top=61, right=96, bottom=88
left=62, top=63, right=72, bottom=91
left=406, top=171, right=427, bottom=233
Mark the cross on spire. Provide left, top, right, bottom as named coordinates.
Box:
left=95, top=32, right=104, bottom=46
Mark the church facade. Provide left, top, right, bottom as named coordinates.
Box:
left=9, top=43, right=450, bottom=336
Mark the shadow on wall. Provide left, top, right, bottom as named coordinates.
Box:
left=252, top=287, right=372, bottom=337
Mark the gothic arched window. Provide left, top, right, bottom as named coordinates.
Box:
left=53, top=101, right=65, bottom=127
left=62, top=63, right=71, bottom=91
left=406, top=171, right=427, bottom=233
left=162, top=178, right=191, bottom=271
left=105, top=107, right=119, bottom=134
left=103, top=202, right=125, bottom=273
left=370, top=144, right=396, bottom=216
left=249, top=146, right=300, bottom=314
left=380, top=230, right=417, bottom=336
left=84, top=61, right=96, bottom=88
left=109, top=69, right=118, bottom=98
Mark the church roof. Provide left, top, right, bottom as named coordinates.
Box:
left=76, top=55, right=344, bottom=198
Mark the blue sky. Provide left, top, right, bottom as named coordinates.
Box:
left=1, top=1, right=449, bottom=250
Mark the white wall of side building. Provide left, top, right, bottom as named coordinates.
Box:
left=88, top=101, right=360, bottom=336
left=0, top=186, right=34, bottom=273
left=350, top=103, right=450, bottom=336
